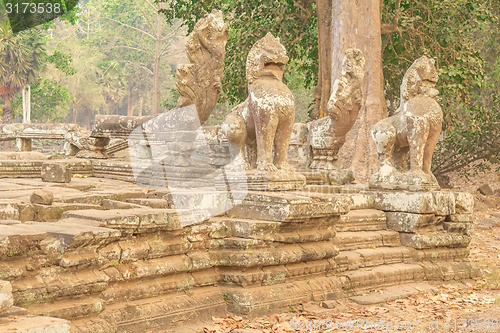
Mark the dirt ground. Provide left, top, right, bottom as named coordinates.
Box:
left=161, top=169, right=500, bottom=333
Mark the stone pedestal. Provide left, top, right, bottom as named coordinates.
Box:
left=370, top=189, right=478, bottom=280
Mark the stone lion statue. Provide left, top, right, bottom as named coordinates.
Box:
left=370, top=55, right=443, bottom=191
left=222, top=33, right=295, bottom=172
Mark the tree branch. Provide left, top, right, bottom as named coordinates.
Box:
left=130, top=0, right=156, bottom=33
left=100, top=17, right=156, bottom=40
left=122, top=60, right=153, bottom=75
left=381, top=0, right=401, bottom=35
left=109, top=45, right=154, bottom=57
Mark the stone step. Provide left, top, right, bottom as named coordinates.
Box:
left=335, top=209, right=387, bottom=232
left=0, top=222, right=120, bottom=258
left=100, top=270, right=219, bottom=304
left=12, top=269, right=109, bottom=306
left=413, top=247, right=470, bottom=262
left=33, top=202, right=103, bottom=222
left=70, top=287, right=227, bottom=333
left=219, top=259, right=336, bottom=287
left=349, top=282, right=437, bottom=305
left=0, top=315, right=70, bottom=332
left=334, top=230, right=400, bottom=251
left=26, top=297, right=104, bottom=320
left=211, top=241, right=339, bottom=268
left=421, top=260, right=481, bottom=281
left=335, top=247, right=414, bottom=272
left=400, top=231, right=471, bottom=249
left=62, top=208, right=182, bottom=234
left=227, top=219, right=336, bottom=243
left=228, top=191, right=351, bottom=222
left=342, top=263, right=425, bottom=293
left=125, top=197, right=170, bottom=208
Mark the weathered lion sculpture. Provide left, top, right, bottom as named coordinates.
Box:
left=222, top=33, right=295, bottom=172
left=370, top=55, right=443, bottom=191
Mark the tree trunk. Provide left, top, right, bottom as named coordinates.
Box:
left=22, top=85, right=31, bottom=124
left=311, top=0, right=332, bottom=120
left=332, top=0, right=387, bottom=182
left=3, top=97, right=13, bottom=124
left=72, top=104, right=78, bottom=124
left=127, top=88, right=137, bottom=116
left=152, top=9, right=163, bottom=115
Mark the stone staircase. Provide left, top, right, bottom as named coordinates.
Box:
left=0, top=176, right=481, bottom=332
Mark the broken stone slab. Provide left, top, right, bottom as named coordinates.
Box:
left=0, top=202, right=20, bottom=220
left=30, top=189, right=54, bottom=205
left=371, top=190, right=455, bottom=215
left=0, top=280, right=13, bottom=313
left=453, top=192, right=474, bottom=214
left=386, top=212, right=445, bottom=233
left=399, top=232, right=471, bottom=249
left=477, top=184, right=494, bottom=196
left=0, top=316, right=70, bottom=332
left=446, top=214, right=473, bottom=223
left=228, top=191, right=351, bottom=222
left=41, top=162, right=72, bottom=183
left=443, top=222, right=473, bottom=236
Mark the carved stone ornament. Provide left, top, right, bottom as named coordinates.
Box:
left=308, top=49, right=365, bottom=170
left=176, top=9, right=229, bottom=125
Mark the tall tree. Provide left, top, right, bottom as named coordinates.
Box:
left=87, top=0, right=182, bottom=115
left=0, top=21, right=46, bottom=124
left=332, top=0, right=387, bottom=181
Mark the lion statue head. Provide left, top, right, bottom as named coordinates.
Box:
left=400, top=55, right=439, bottom=103
left=246, top=33, right=289, bottom=85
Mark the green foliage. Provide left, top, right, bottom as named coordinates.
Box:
left=381, top=0, right=497, bottom=113
left=161, top=0, right=317, bottom=105
left=46, top=49, right=76, bottom=76
left=432, top=58, right=500, bottom=178
left=381, top=0, right=499, bottom=176
left=0, top=21, right=46, bottom=97
left=13, top=79, right=70, bottom=122
left=0, top=20, right=46, bottom=122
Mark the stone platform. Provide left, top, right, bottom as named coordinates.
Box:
left=0, top=175, right=479, bottom=332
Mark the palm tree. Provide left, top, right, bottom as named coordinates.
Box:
left=0, top=21, right=46, bottom=124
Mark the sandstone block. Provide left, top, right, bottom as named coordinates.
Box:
left=453, top=192, right=474, bottom=214
left=41, top=162, right=72, bottom=183
left=0, top=280, right=13, bottom=313
left=447, top=214, right=473, bottom=223
left=30, top=189, right=54, bottom=205
left=229, top=191, right=351, bottom=223
left=386, top=212, right=444, bottom=232
left=477, top=184, right=494, bottom=196
left=372, top=191, right=455, bottom=215
left=399, top=232, right=471, bottom=249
